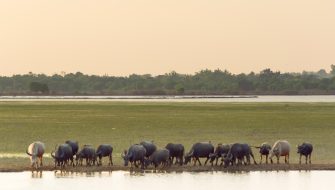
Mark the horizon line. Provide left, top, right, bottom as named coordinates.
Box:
left=0, top=66, right=334, bottom=77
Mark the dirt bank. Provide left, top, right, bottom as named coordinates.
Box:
left=1, top=164, right=335, bottom=173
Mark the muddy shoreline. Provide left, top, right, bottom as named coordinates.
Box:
left=1, top=164, right=335, bottom=173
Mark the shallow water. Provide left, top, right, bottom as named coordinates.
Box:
left=1, top=95, right=335, bottom=102
left=1, top=171, right=333, bottom=190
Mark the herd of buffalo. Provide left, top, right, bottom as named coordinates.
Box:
left=26, top=140, right=313, bottom=170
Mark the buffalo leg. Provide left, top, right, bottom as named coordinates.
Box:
left=70, top=157, right=74, bottom=167
left=134, top=161, right=139, bottom=168
left=178, top=157, right=182, bottom=165
left=231, top=158, right=235, bottom=166
left=265, top=155, right=268, bottom=164
left=277, top=156, right=279, bottom=164
left=166, top=158, right=171, bottom=166
left=193, top=158, right=197, bottom=166
left=169, top=157, right=173, bottom=165
left=197, top=158, right=202, bottom=166
left=176, top=157, right=180, bottom=165
left=86, top=158, right=90, bottom=166
left=243, top=158, right=247, bottom=165
left=284, top=155, right=288, bottom=164
left=40, top=156, right=43, bottom=167
left=178, top=156, right=182, bottom=166
left=239, top=158, right=244, bottom=165
left=109, top=154, right=113, bottom=166
left=100, top=157, right=103, bottom=166
left=141, top=159, right=145, bottom=169
left=250, top=154, right=257, bottom=165
left=236, top=159, right=240, bottom=165
left=204, top=157, right=210, bottom=165
left=260, top=155, right=263, bottom=164
left=246, top=155, right=250, bottom=165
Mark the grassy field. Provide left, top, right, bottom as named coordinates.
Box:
left=0, top=101, right=335, bottom=167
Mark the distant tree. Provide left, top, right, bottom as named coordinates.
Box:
left=317, top=69, right=328, bottom=77
left=237, top=77, right=254, bottom=91
left=29, top=82, right=49, bottom=94
left=175, top=84, right=185, bottom=94
left=0, top=65, right=334, bottom=95
left=331, top=65, right=335, bottom=76
left=319, top=78, right=330, bottom=90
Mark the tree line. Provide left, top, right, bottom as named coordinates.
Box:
left=1, top=66, right=335, bottom=95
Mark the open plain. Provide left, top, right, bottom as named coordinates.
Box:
left=0, top=101, right=334, bottom=171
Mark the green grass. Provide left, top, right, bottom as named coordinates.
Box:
left=0, top=101, right=334, bottom=165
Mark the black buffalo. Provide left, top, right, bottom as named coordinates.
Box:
left=184, top=142, right=214, bottom=166
left=223, top=143, right=257, bottom=167
left=209, top=144, right=230, bottom=166
left=65, top=140, right=79, bottom=160
left=51, top=144, right=74, bottom=168
left=297, top=142, right=313, bottom=164
left=76, top=145, right=97, bottom=166
left=122, top=144, right=146, bottom=169
left=255, top=143, right=272, bottom=164
left=140, top=141, right=157, bottom=158
left=145, top=149, right=170, bottom=168
left=165, top=143, right=184, bottom=165
left=96, top=144, right=113, bottom=166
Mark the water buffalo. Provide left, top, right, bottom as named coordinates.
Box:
left=184, top=142, right=214, bottom=166
left=26, top=141, right=45, bottom=169
left=269, top=140, right=290, bottom=164
left=96, top=144, right=113, bottom=166
left=140, top=141, right=157, bottom=158
left=165, top=143, right=184, bottom=165
left=209, top=143, right=230, bottom=166
left=145, top=149, right=170, bottom=168
left=297, top=142, right=313, bottom=164
left=255, top=143, right=272, bottom=164
left=223, top=143, right=257, bottom=167
left=65, top=140, right=79, bottom=156
left=122, top=144, right=146, bottom=169
left=76, top=145, right=97, bottom=166
left=51, top=144, right=74, bottom=168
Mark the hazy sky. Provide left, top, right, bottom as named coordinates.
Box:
left=1, top=0, right=334, bottom=76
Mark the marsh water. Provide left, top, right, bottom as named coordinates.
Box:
left=1, top=171, right=334, bottom=190
left=1, top=95, right=335, bottom=102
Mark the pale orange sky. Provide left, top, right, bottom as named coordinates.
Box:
left=0, top=0, right=334, bottom=76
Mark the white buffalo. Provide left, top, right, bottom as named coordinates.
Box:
left=269, top=140, right=290, bottom=164
left=26, top=141, right=45, bottom=169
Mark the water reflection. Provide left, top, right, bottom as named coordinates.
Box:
left=31, top=171, right=43, bottom=178
left=54, top=170, right=113, bottom=178
left=0, top=171, right=334, bottom=190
